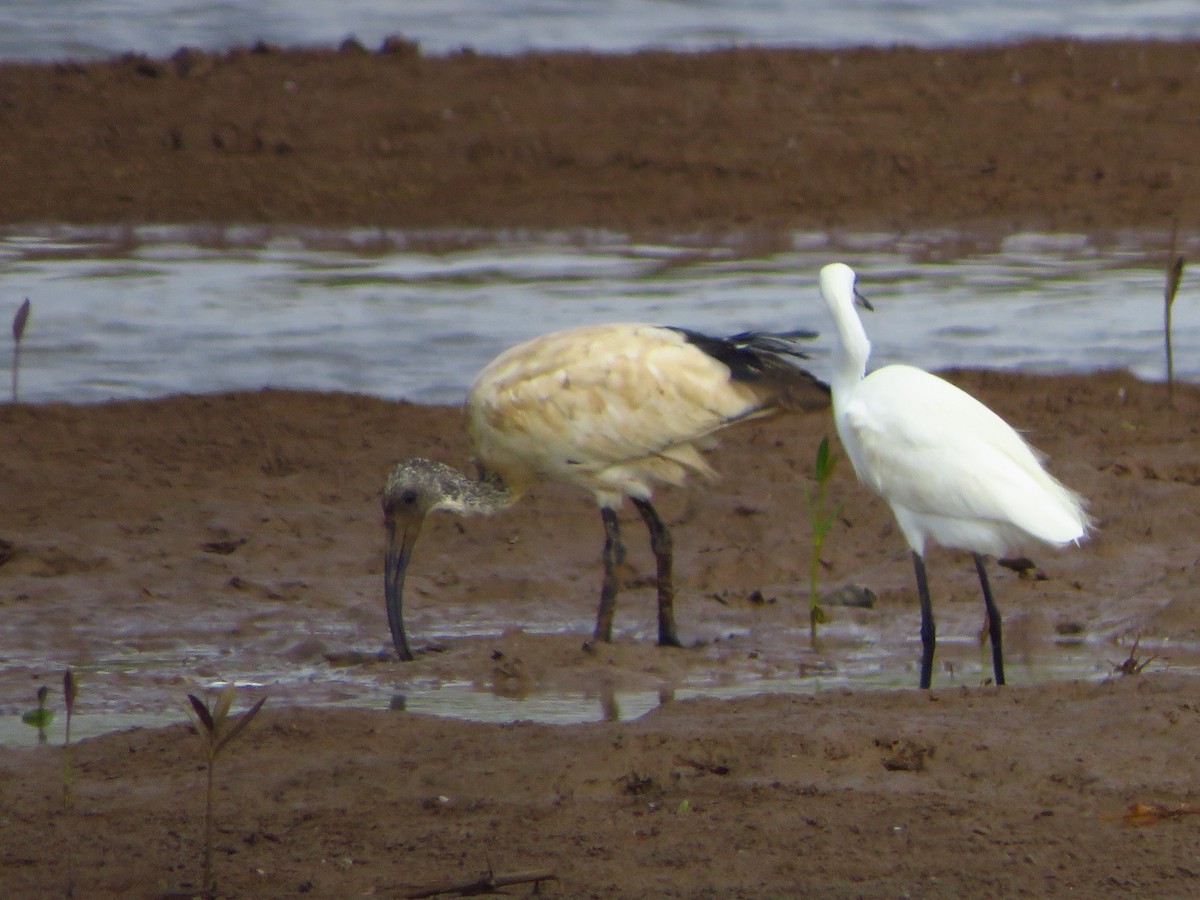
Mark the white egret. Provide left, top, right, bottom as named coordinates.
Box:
left=817, top=262, right=1089, bottom=688
left=383, top=321, right=830, bottom=660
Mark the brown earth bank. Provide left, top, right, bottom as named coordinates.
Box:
left=2, top=371, right=1200, bottom=897
left=0, top=38, right=1197, bottom=235
left=3, top=37, right=1200, bottom=900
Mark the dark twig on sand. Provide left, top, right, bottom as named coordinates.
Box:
left=397, top=867, right=559, bottom=898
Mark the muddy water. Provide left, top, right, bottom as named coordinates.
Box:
left=4, top=621, right=1192, bottom=748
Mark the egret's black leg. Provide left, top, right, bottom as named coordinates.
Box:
left=974, top=553, right=1006, bottom=686
left=594, top=507, right=622, bottom=643
left=632, top=497, right=683, bottom=648
left=912, top=551, right=936, bottom=689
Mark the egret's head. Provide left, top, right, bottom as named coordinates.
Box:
left=819, top=262, right=873, bottom=313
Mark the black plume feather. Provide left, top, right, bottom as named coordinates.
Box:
left=669, top=327, right=830, bottom=411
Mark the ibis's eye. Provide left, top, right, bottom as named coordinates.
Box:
left=398, top=489, right=419, bottom=506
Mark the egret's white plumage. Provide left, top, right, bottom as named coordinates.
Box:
left=818, top=262, right=1089, bottom=688
left=383, top=321, right=829, bottom=660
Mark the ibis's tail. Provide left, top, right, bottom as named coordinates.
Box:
left=672, top=327, right=831, bottom=413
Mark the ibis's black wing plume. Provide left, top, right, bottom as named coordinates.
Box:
left=671, top=327, right=830, bottom=412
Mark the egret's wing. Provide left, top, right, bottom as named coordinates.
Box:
left=843, top=365, right=1085, bottom=542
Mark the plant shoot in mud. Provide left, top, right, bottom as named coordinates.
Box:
left=10, top=297, right=30, bottom=403
left=1109, top=634, right=1160, bottom=676
left=804, top=436, right=841, bottom=643
left=186, top=685, right=267, bottom=898
left=1163, top=223, right=1185, bottom=404
left=21, top=685, right=52, bottom=744
left=63, top=669, right=77, bottom=811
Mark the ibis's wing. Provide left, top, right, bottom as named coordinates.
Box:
left=465, top=324, right=773, bottom=498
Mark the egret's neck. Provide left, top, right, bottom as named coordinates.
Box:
left=830, top=305, right=871, bottom=398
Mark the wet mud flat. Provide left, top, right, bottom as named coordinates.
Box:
left=3, top=370, right=1200, bottom=895
left=0, top=39, right=1198, bottom=233
left=4, top=36, right=1200, bottom=897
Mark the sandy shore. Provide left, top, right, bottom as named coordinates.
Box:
left=2, top=40, right=1200, bottom=898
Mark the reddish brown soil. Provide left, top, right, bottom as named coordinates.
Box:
left=3, top=40, right=1200, bottom=899
left=0, top=39, right=1196, bottom=235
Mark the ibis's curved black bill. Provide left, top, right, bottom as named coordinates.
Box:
left=383, top=513, right=419, bottom=662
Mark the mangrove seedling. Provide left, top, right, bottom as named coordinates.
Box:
left=804, top=436, right=841, bottom=643
left=63, top=669, right=78, bottom=810
left=186, top=685, right=267, bottom=898
left=1163, top=227, right=1185, bottom=405
left=10, top=297, right=29, bottom=403
left=21, top=685, right=53, bottom=744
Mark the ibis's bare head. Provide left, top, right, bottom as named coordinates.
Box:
left=381, top=458, right=511, bottom=661
left=382, top=458, right=461, bottom=661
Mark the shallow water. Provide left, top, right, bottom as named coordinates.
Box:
left=2, top=0, right=1200, bottom=62
left=2, top=628, right=1191, bottom=748
left=3, top=225, right=1197, bottom=407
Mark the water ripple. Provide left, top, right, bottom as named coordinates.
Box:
left=1, top=225, right=1194, bottom=406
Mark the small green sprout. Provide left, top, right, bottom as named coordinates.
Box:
left=10, top=297, right=30, bottom=403
left=186, top=685, right=267, bottom=898
left=21, top=685, right=53, bottom=744
left=1163, top=227, right=1185, bottom=405
left=63, top=669, right=78, bottom=810
left=805, top=436, right=842, bottom=643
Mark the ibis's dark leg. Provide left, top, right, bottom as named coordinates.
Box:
left=632, top=497, right=683, bottom=648
left=594, top=507, right=623, bottom=642
left=974, top=553, right=1006, bottom=686
left=912, top=551, right=936, bottom=689
left=612, top=527, right=627, bottom=567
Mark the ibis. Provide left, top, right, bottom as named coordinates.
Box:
left=382, top=321, right=830, bottom=660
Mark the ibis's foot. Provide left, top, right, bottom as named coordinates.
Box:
left=631, top=497, right=682, bottom=652
left=657, top=630, right=684, bottom=649
left=657, top=607, right=683, bottom=646
left=390, top=629, right=415, bottom=663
